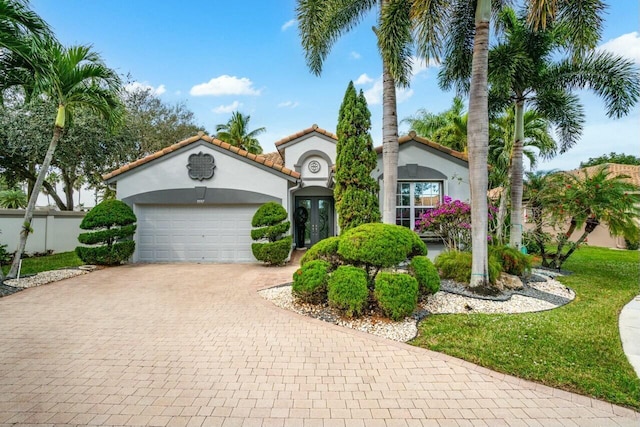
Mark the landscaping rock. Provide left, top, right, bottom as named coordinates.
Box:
left=496, top=272, right=524, bottom=291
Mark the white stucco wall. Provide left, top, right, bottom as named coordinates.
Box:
left=0, top=209, right=85, bottom=254
left=114, top=142, right=290, bottom=210
left=280, top=135, right=337, bottom=173
left=373, top=142, right=471, bottom=203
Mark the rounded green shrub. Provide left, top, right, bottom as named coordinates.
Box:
left=327, top=266, right=369, bottom=318
left=409, top=232, right=428, bottom=258
left=434, top=250, right=502, bottom=285
left=374, top=272, right=418, bottom=321
left=251, top=202, right=291, bottom=265
left=300, top=236, right=342, bottom=269
left=490, top=245, right=532, bottom=276
left=251, top=236, right=292, bottom=266
left=337, top=223, right=418, bottom=269
left=75, top=200, right=136, bottom=265
left=408, top=256, right=440, bottom=296
left=292, top=260, right=330, bottom=304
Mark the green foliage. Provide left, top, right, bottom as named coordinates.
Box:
left=337, top=223, right=416, bottom=269
left=625, top=237, right=639, bottom=251
left=334, top=82, right=380, bottom=231
left=522, top=230, right=551, bottom=255
left=435, top=251, right=502, bottom=286
left=0, top=189, right=27, bottom=209
left=374, top=273, right=418, bottom=321
left=251, top=203, right=291, bottom=265
left=580, top=152, right=640, bottom=168
left=76, top=200, right=137, bottom=265
left=251, top=221, right=291, bottom=241
left=0, top=242, right=11, bottom=265
left=292, top=260, right=330, bottom=304
left=409, top=232, right=428, bottom=257
left=215, top=111, right=265, bottom=155
left=300, top=236, right=342, bottom=269
left=408, top=256, right=440, bottom=296
left=251, top=236, right=292, bottom=266
left=490, top=245, right=532, bottom=276
left=251, top=202, right=288, bottom=227
left=79, top=200, right=136, bottom=230
left=75, top=240, right=135, bottom=266
left=1, top=251, right=83, bottom=276
left=327, top=266, right=369, bottom=318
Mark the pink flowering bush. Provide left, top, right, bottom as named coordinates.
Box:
left=416, top=196, right=496, bottom=251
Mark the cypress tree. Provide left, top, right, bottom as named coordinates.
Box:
left=335, top=82, right=380, bottom=232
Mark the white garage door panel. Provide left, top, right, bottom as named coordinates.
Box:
left=137, top=205, right=258, bottom=262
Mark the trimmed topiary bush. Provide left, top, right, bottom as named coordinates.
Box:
left=75, top=200, right=136, bottom=265
left=251, top=202, right=291, bottom=266
left=338, top=223, right=420, bottom=269
left=435, top=250, right=502, bottom=286
left=327, top=265, right=369, bottom=318
left=490, top=245, right=532, bottom=277
left=300, top=236, right=343, bottom=269
left=292, top=260, right=330, bottom=304
left=409, top=232, right=428, bottom=258
left=374, top=272, right=419, bottom=321
left=408, top=256, right=440, bottom=296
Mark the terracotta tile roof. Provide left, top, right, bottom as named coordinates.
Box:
left=274, top=124, right=338, bottom=148
left=261, top=151, right=284, bottom=167
left=374, top=131, right=468, bottom=162
left=103, top=132, right=300, bottom=181
left=567, top=163, right=640, bottom=187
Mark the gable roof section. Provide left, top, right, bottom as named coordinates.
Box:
left=568, top=163, right=640, bottom=187
left=274, top=124, right=337, bottom=149
left=374, top=131, right=468, bottom=163
left=103, top=132, right=300, bottom=181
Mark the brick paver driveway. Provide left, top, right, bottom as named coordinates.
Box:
left=1, top=264, right=638, bottom=426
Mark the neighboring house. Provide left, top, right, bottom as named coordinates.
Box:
left=104, top=125, right=470, bottom=263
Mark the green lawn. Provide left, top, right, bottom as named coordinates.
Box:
left=411, top=246, right=640, bottom=410
left=2, top=251, right=84, bottom=276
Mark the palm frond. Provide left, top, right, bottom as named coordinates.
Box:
left=378, top=0, right=413, bottom=87
left=533, top=89, right=584, bottom=153
left=437, top=0, right=475, bottom=94
left=410, top=0, right=449, bottom=64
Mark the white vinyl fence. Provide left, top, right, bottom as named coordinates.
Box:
left=0, top=209, right=85, bottom=255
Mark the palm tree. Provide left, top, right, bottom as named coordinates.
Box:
left=489, top=7, right=639, bottom=250
left=402, top=96, right=467, bottom=152
left=543, top=166, right=640, bottom=269
left=6, top=39, right=122, bottom=278
left=215, top=111, right=265, bottom=155
left=0, top=0, right=51, bottom=65
left=297, top=0, right=413, bottom=224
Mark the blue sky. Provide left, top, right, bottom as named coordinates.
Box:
left=31, top=0, right=640, bottom=172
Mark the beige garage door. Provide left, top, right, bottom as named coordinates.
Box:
left=136, top=204, right=258, bottom=262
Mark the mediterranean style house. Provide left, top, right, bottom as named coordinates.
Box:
left=103, top=125, right=470, bottom=263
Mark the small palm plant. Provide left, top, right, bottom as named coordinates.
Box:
left=215, top=111, right=265, bottom=155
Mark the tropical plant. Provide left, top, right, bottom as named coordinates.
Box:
left=334, top=81, right=380, bottom=231
left=250, top=202, right=292, bottom=266
left=523, top=169, right=557, bottom=260
left=76, top=199, right=136, bottom=265
left=0, top=188, right=26, bottom=208
left=434, top=250, right=502, bottom=288
left=297, top=0, right=413, bottom=225
left=488, top=7, right=639, bottom=250
left=402, top=96, right=467, bottom=152
left=215, top=111, right=264, bottom=155
left=542, top=166, right=640, bottom=269
left=5, top=39, right=123, bottom=278
left=580, top=152, right=640, bottom=168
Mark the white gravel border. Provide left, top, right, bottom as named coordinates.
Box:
left=4, top=269, right=88, bottom=289
left=259, top=271, right=575, bottom=342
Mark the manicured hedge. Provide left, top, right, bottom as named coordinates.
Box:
left=300, top=236, right=342, bottom=269
left=292, top=260, right=330, bottom=304
left=408, top=256, right=440, bottom=296
left=338, top=223, right=419, bottom=269
left=252, top=202, right=288, bottom=227
left=251, top=221, right=291, bottom=241
left=374, top=272, right=418, bottom=321
left=328, top=266, right=369, bottom=318
left=251, top=236, right=292, bottom=266
left=251, top=203, right=291, bottom=265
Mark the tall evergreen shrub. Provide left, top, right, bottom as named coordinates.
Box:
left=334, top=81, right=380, bottom=232
left=251, top=202, right=292, bottom=265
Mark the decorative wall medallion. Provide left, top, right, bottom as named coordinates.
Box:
left=308, top=160, right=321, bottom=174
left=187, top=152, right=216, bottom=180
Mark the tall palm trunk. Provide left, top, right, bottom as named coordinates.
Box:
left=8, top=124, right=63, bottom=278
left=381, top=61, right=399, bottom=224
left=509, top=98, right=525, bottom=249
left=495, top=181, right=509, bottom=244
left=467, top=0, right=491, bottom=288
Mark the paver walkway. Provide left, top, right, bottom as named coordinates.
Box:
left=0, top=263, right=638, bottom=426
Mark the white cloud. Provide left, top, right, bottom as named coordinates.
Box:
left=354, top=73, right=374, bottom=85
left=363, top=75, right=414, bottom=105
left=190, top=75, right=261, bottom=96
left=125, top=81, right=166, bottom=96
left=410, top=56, right=440, bottom=77
left=281, top=19, right=296, bottom=31
left=350, top=51, right=361, bottom=60
left=277, top=100, right=299, bottom=108
left=213, top=101, right=242, bottom=114
left=598, top=32, right=640, bottom=64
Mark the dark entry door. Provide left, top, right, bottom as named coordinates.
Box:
left=295, top=197, right=333, bottom=248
